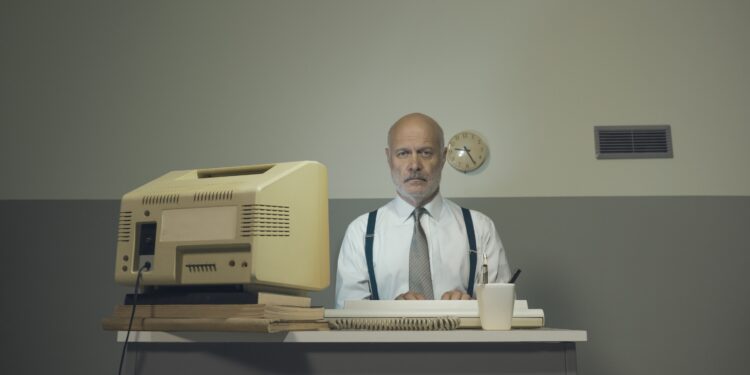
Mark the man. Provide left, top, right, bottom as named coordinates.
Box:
left=335, top=113, right=511, bottom=308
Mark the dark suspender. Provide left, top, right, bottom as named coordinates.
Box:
left=365, top=210, right=379, bottom=300
left=461, top=207, right=478, bottom=297
left=364, top=207, right=478, bottom=300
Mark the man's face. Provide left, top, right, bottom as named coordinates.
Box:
left=386, top=118, right=446, bottom=206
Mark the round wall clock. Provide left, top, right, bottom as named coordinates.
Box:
left=447, top=130, right=488, bottom=173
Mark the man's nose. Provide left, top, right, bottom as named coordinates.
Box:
left=407, top=154, right=422, bottom=171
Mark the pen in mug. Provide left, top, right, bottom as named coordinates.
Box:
left=509, top=269, right=522, bottom=284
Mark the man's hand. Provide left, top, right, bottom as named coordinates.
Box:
left=395, top=291, right=428, bottom=300
left=440, top=289, right=472, bottom=300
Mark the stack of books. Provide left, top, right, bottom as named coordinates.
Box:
left=102, top=292, right=328, bottom=333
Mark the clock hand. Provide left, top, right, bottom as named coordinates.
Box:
left=462, top=146, right=477, bottom=164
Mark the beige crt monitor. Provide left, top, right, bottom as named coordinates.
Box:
left=114, top=161, right=329, bottom=292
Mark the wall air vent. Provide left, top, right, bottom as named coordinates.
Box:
left=117, top=211, right=132, bottom=242
left=142, top=193, right=180, bottom=205
left=595, top=125, right=673, bottom=159
left=193, top=190, right=234, bottom=202
left=240, top=204, right=290, bottom=237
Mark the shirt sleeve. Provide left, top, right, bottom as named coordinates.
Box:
left=475, top=211, right=512, bottom=284
left=334, top=215, right=372, bottom=308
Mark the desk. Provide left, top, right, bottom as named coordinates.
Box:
left=119, top=328, right=587, bottom=374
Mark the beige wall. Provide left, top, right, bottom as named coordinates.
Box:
left=2, top=0, right=748, bottom=199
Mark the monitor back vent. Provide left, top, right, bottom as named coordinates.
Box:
left=194, top=190, right=234, bottom=202
left=185, top=263, right=217, bottom=272
left=595, top=125, right=673, bottom=159
left=118, top=211, right=132, bottom=242
left=240, top=204, right=290, bottom=237
left=142, top=193, right=180, bottom=205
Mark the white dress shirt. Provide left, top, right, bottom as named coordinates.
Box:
left=335, top=193, right=511, bottom=308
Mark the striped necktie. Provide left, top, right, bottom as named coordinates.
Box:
left=409, top=207, right=433, bottom=299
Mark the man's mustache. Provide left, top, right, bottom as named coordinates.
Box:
left=405, top=175, right=427, bottom=182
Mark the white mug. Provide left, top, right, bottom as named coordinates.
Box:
left=476, top=283, right=515, bottom=330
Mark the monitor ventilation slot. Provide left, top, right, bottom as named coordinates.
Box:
left=240, top=204, right=290, bottom=237
left=117, top=211, right=132, bottom=242
left=185, top=263, right=217, bottom=272
left=194, top=190, right=234, bottom=202
left=595, top=125, right=673, bottom=159
left=142, top=194, right=180, bottom=205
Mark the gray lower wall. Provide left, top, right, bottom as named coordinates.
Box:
left=1, top=197, right=748, bottom=374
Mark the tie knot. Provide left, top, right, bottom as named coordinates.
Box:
left=413, top=207, right=427, bottom=220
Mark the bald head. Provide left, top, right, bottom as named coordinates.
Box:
left=385, top=113, right=447, bottom=207
left=387, top=113, right=444, bottom=151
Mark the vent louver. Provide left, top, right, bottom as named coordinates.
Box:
left=185, top=264, right=217, bottom=272
left=142, top=194, right=180, bottom=205
left=595, top=125, right=673, bottom=159
left=194, top=190, right=234, bottom=202
left=240, top=204, right=290, bottom=237
left=117, top=211, right=132, bottom=242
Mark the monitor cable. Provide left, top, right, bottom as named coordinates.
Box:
left=118, top=262, right=150, bottom=375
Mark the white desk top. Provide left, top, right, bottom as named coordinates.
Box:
left=118, top=328, right=587, bottom=343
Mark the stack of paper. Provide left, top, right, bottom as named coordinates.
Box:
left=102, top=303, right=328, bottom=333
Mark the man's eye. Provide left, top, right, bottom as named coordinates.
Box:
left=420, top=150, right=433, bottom=157
left=396, top=151, right=408, bottom=158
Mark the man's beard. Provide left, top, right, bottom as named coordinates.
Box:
left=392, top=171, right=441, bottom=205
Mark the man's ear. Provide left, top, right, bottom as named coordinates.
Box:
left=385, top=147, right=390, bottom=162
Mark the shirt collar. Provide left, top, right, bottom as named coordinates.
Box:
left=393, top=192, right=445, bottom=223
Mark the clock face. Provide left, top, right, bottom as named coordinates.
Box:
left=447, top=131, right=488, bottom=172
